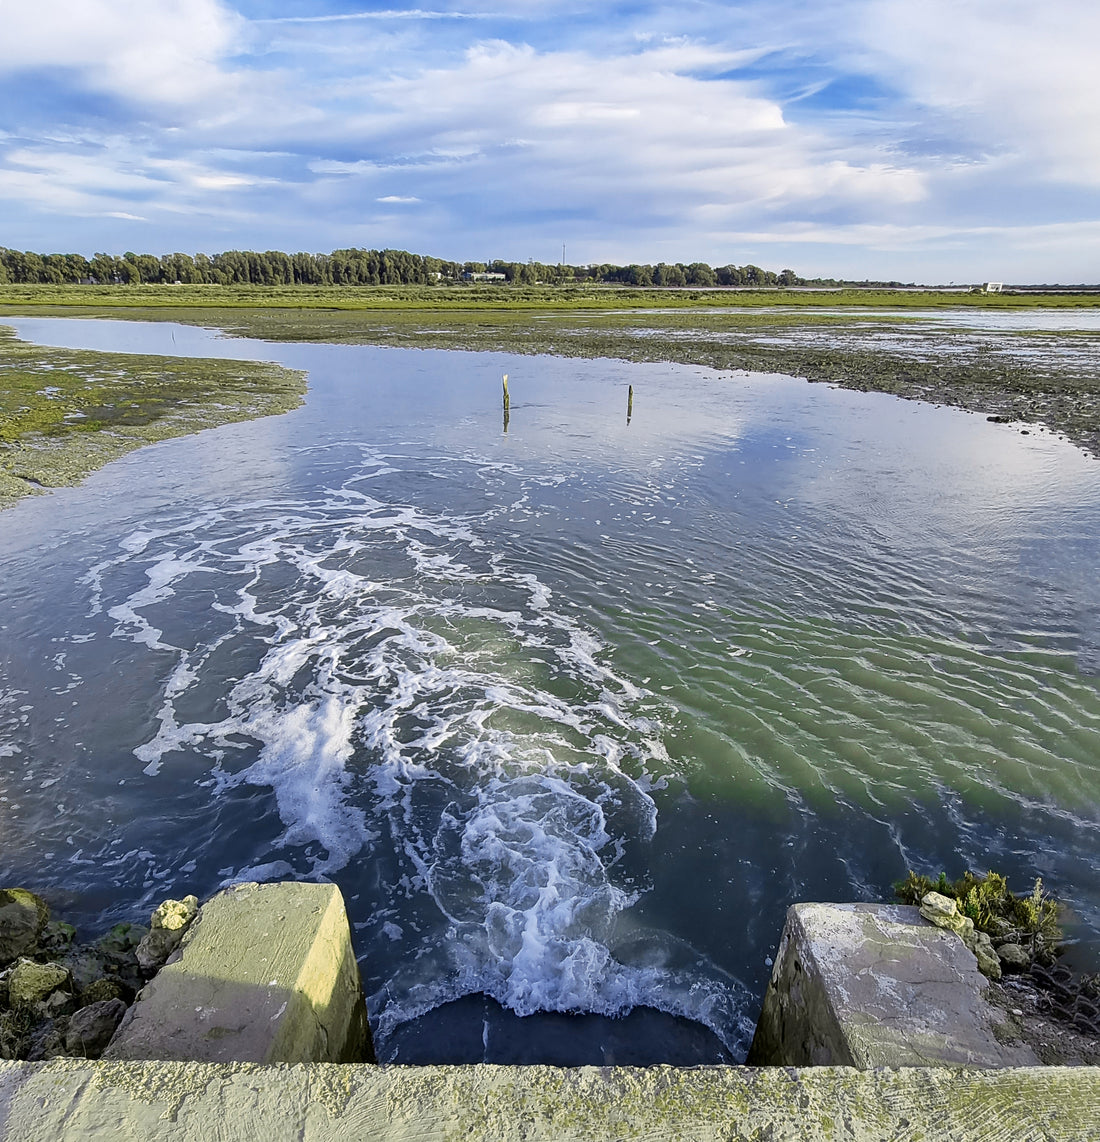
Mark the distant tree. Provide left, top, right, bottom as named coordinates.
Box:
left=653, top=263, right=686, bottom=287
left=685, top=262, right=716, bottom=287
left=161, top=252, right=201, bottom=283
left=19, top=252, right=47, bottom=283
left=0, top=244, right=803, bottom=290
left=90, top=252, right=120, bottom=284
left=36, top=254, right=61, bottom=283
left=193, top=252, right=215, bottom=283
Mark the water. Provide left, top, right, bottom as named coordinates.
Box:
left=1, top=317, right=1098, bottom=1063
left=620, top=306, right=1100, bottom=332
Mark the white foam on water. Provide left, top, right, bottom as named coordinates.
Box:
left=84, top=449, right=752, bottom=1054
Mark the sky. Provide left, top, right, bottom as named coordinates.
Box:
left=1, top=0, right=1098, bottom=283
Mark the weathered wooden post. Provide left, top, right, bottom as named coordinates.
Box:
left=502, top=373, right=510, bottom=433
left=627, top=384, right=634, bottom=425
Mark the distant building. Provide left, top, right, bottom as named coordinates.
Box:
left=983, top=282, right=1003, bottom=293
left=463, top=271, right=507, bottom=282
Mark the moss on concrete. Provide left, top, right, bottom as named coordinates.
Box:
left=105, top=883, right=371, bottom=1066
left=2, top=1059, right=1098, bottom=1139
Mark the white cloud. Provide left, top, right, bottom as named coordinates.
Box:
left=853, top=0, right=1100, bottom=184
left=256, top=9, right=497, bottom=23
left=0, top=139, right=265, bottom=225
left=0, top=0, right=243, bottom=105
left=341, top=39, right=925, bottom=221
left=0, top=0, right=1097, bottom=279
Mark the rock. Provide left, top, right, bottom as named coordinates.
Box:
left=919, top=891, right=975, bottom=939
left=971, top=931, right=1002, bottom=981
left=65, top=998, right=127, bottom=1059
left=150, top=896, right=199, bottom=933
left=133, top=898, right=199, bottom=973
left=920, top=891, right=963, bottom=929
left=917, top=892, right=1001, bottom=978
left=7, top=960, right=71, bottom=1008
left=39, top=921, right=77, bottom=956
left=25, top=1019, right=66, bottom=1061
left=997, top=942, right=1032, bottom=971
left=0, top=888, right=49, bottom=964
left=61, top=949, right=111, bottom=992
left=37, top=989, right=77, bottom=1020
left=96, top=922, right=147, bottom=958
left=79, top=978, right=130, bottom=1007
left=135, top=925, right=185, bottom=973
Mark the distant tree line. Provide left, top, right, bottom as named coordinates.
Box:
left=0, top=246, right=816, bottom=289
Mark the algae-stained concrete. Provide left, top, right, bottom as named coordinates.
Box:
left=748, top=903, right=1040, bottom=1067
left=0, top=1060, right=1097, bottom=1141
left=105, top=882, right=371, bottom=1065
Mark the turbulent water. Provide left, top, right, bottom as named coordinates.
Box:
left=1, top=317, right=1098, bottom=1062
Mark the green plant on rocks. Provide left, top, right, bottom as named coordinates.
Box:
left=895, top=869, right=1062, bottom=957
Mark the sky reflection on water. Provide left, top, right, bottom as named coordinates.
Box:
left=0, top=317, right=1097, bottom=1061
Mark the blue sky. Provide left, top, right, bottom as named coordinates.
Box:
left=1, top=0, right=1098, bottom=282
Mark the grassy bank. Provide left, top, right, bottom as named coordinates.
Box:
left=2, top=282, right=1100, bottom=312
left=0, top=325, right=305, bottom=508
left=2, top=284, right=1099, bottom=463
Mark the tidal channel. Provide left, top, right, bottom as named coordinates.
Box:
left=1, top=317, right=1098, bottom=1063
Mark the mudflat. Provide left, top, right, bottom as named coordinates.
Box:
left=2, top=284, right=1098, bottom=509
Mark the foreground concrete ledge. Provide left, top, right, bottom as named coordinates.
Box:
left=1, top=1060, right=1097, bottom=1141
left=105, top=882, right=371, bottom=1064
left=748, top=903, right=1040, bottom=1067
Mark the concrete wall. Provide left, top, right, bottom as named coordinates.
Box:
left=3, top=890, right=1099, bottom=1139
left=2, top=1059, right=1098, bottom=1141
left=748, top=902, right=1040, bottom=1067
left=106, top=882, right=372, bottom=1064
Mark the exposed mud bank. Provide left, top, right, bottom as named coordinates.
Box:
left=0, top=325, right=305, bottom=508
left=5, top=302, right=1096, bottom=459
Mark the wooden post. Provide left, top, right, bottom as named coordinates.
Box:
left=502, top=374, right=510, bottom=433
left=627, top=384, right=634, bottom=425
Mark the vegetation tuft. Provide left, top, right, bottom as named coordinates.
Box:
left=895, top=869, right=1062, bottom=954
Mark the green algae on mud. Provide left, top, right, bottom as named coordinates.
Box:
left=0, top=325, right=306, bottom=508
left=46, top=301, right=1097, bottom=459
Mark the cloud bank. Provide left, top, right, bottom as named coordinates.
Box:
left=0, top=0, right=1096, bottom=280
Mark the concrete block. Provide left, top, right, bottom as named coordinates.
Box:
left=104, top=882, right=371, bottom=1064
left=747, top=902, right=1040, bottom=1067
left=0, top=1060, right=1098, bottom=1141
